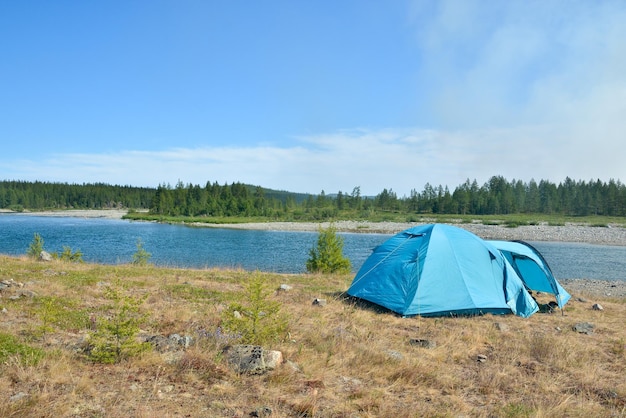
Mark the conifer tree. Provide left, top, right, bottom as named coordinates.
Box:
left=306, top=224, right=351, bottom=274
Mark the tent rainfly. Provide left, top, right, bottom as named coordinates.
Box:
left=487, top=240, right=570, bottom=309
left=347, top=224, right=569, bottom=317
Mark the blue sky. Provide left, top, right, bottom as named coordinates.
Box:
left=1, top=1, right=625, bottom=196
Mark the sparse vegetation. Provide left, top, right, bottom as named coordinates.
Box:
left=0, top=255, right=625, bottom=417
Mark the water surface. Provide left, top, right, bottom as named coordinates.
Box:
left=0, top=214, right=624, bottom=280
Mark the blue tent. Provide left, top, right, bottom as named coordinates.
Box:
left=487, top=240, right=571, bottom=309
left=347, top=224, right=539, bottom=317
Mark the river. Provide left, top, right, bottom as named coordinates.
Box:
left=0, top=214, right=625, bottom=280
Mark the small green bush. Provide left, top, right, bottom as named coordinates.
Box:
left=221, top=273, right=288, bottom=346
left=306, top=224, right=351, bottom=274
left=87, top=283, right=150, bottom=364
left=132, top=238, right=152, bottom=266
left=27, top=233, right=45, bottom=259
left=53, top=246, right=84, bottom=263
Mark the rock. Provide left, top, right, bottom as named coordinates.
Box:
left=592, top=303, right=604, bottom=311
left=226, top=345, right=283, bottom=374
left=146, top=334, right=194, bottom=352
left=146, top=335, right=177, bottom=352
left=264, top=350, right=283, bottom=369
left=477, top=354, right=488, bottom=363
left=312, top=298, right=327, bottom=307
left=573, top=322, right=595, bottom=335
left=409, top=338, right=436, bottom=349
left=39, top=251, right=53, bottom=262
left=169, top=333, right=194, bottom=348
left=1, top=308, right=7, bottom=314
left=385, top=350, right=404, bottom=361
left=250, top=406, right=273, bottom=417
left=10, top=392, right=28, bottom=402
left=278, top=284, right=292, bottom=292
left=18, top=289, right=37, bottom=298
left=233, top=310, right=243, bottom=319
left=577, top=297, right=588, bottom=303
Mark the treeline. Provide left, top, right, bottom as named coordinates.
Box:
left=148, top=176, right=626, bottom=218
left=0, top=181, right=154, bottom=211
left=2, top=176, right=626, bottom=218
left=400, top=176, right=626, bottom=217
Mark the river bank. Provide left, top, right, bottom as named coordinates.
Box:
left=3, top=209, right=626, bottom=296
left=5, top=209, right=626, bottom=246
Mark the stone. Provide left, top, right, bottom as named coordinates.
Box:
left=250, top=406, right=273, bottom=417
left=312, top=298, right=327, bottom=306
left=147, top=335, right=179, bottom=352
left=385, top=350, right=404, bottom=361
left=145, top=334, right=194, bottom=351
left=39, top=251, right=53, bottom=262
left=573, top=322, right=595, bottom=335
left=168, top=333, right=194, bottom=348
left=18, top=290, right=37, bottom=298
left=278, top=284, right=293, bottom=292
left=592, top=303, right=604, bottom=311
left=264, top=350, right=283, bottom=369
left=477, top=354, right=488, bottom=363
left=10, top=392, right=28, bottom=402
left=409, top=338, right=436, bottom=349
left=226, top=345, right=283, bottom=374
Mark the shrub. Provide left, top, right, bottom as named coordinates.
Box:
left=221, top=273, right=288, bottom=345
left=306, top=224, right=351, bottom=274
left=31, top=296, right=89, bottom=342
left=27, top=233, right=45, bottom=259
left=53, top=246, right=84, bottom=263
left=87, top=282, right=150, bottom=364
left=132, top=238, right=152, bottom=266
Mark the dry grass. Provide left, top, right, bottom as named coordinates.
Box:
left=1, top=255, right=625, bottom=417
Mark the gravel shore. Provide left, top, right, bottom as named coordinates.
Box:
left=198, top=220, right=626, bottom=246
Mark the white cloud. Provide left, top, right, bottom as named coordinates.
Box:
left=4, top=121, right=625, bottom=197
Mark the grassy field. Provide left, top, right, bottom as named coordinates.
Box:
left=1, top=256, right=625, bottom=417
